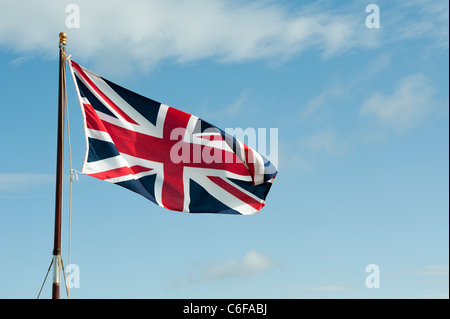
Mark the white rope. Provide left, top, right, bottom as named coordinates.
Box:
left=37, top=50, right=77, bottom=299
left=64, top=52, right=75, bottom=299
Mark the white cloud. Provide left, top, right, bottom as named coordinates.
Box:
left=170, top=250, right=278, bottom=287
left=395, top=264, right=449, bottom=298
left=199, top=250, right=277, bottom=281
left=365, top=53, right=391, bottom=76
left=359, top=73, right=436, bottom=132
left=297, top=130, right=340, bottom=154
left=0, top=0, right=372, bottom=74
left=304, top=285, right=348, bottom=292
left=299, top=84, right=345, bottom=123
left=423, top=292, right=449, bottom=299
left=223, top=91, right=250, bottom=116
left=387, top=0, right=449, bottom=49
left=0, top=0, right=447, bottom=75
left=0, top=173, right=54, bottom=192
left=407, top=265, right=449, bottom=277
left=279, top=129, right=347, bottom=174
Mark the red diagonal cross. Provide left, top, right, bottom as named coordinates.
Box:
left=84, top=103, right=250, bottom=211
left=74, top=61, right=258, bottom=212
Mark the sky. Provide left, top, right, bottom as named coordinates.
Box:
left=0, top=0, right=448, bottom=299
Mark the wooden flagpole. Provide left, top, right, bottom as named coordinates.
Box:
left=52, top=32, right=67, bottom=299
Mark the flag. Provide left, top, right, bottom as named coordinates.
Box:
left=69, top=60, right=277, bottom=214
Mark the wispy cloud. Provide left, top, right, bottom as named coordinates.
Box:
left=299, top=84, right=346, bottom=123
left=297, top=130, right=342, bottom=154
left=359, top=73, right=436, bottom=133
left=423, top=292, right=449, bottom=299
left=223, top=91, right=250, bottom=116
left=0, top=0, right=372, bottom=74
left=0, top=0, right=447, bottom=75
left=280, top=129, right=348, bottom=174
left=284, top=284, right=352, bottom=298
left=406, top=265, right=449, bottom=277
left=397, top=264, right=449, bottom=298
left=168, top=250, right=278, bottom=287
left=386, top=0, right=449, bottom=49
left=1, top=0, right=447, bottom=76
left=304, top=285, right=349, bottom=292
left=365, top=53, right=391, bottom=76
left=0, top=173, right=54, bottom=192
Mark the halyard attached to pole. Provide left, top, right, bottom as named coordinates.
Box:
left=51, top=32, right=67, bottom=300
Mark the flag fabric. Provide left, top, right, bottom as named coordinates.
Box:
left=68, top=60, right=277, bottom=215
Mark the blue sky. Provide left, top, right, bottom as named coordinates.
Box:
left=0, top=0, right=448, bottom=299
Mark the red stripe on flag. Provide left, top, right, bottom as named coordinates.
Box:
left=243, top=143, right=256, bottom=185
left=71, top=61, right=138, bottom=125
left=84, top=103, right=108, bottom=133
left=160, top=107, right=192, bottom=212
left=89, top=165, right=153, bottom=180
left=207, top=176, right=264, bottom=211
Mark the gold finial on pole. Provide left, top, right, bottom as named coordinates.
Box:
left=59, top=32, right=67, bottom=46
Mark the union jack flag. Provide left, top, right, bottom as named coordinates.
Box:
left=69, top=60, right=277, bottom=215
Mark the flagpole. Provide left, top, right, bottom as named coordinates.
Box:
left=52, top=32, right=67, bottom=299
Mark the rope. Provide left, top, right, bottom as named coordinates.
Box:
left=37, top=259, right=53, bottom=299
left=37, top=49, right=78, bottom=299
left=61, top=256, right=69, bottom=298
left=64, top=52, right=75, bottom=299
